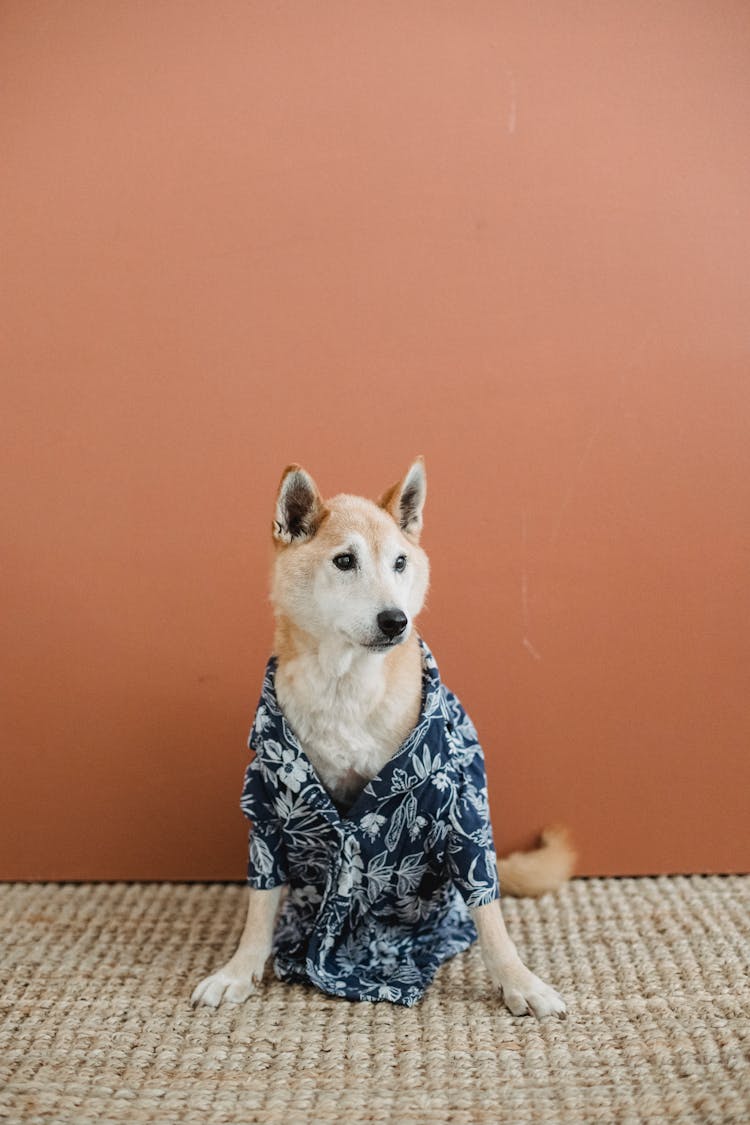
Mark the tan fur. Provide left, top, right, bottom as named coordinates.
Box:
left=270, top=489, right=430, bottom=808
left=497, top=825, right=577, bottom=898
left=192, top=460, right=572, bottom=1017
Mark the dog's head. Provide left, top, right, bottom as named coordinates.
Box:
left=270, top=459, right=430, bottom=653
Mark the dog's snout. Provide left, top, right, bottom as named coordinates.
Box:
left=377, top=608, right=408, bottom=639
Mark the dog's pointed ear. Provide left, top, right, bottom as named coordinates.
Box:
left=273, top=465, right=326, bottom=543
left=379, top=457, right=427, bottom=542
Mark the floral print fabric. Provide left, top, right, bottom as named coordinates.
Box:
left=240, top=639, right=500, bottom=1006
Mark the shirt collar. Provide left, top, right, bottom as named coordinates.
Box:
left=250, top=636, right=448, bottom=822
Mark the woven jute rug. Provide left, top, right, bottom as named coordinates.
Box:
left=1, top=877, right=748, bottom=1124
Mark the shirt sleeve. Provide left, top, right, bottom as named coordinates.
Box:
left=445, top=709, right=501, bottom=909
left=240, top=756, right=289, bottom=890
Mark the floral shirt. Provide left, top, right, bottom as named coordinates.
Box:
left=240, top=638, right=500, bottom=1007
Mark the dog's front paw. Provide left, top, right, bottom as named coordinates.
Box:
left=496, top=963, right=566, bottom=1019
left=190, top=956, right=266, bottom=1009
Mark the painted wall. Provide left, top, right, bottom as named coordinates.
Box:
left=2, top=2, right=749, bottom=879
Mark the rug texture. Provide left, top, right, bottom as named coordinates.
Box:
left=0, top=877, right=748, bottom=1124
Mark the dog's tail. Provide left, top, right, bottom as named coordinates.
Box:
left=497, top=824, right=577, bottom=897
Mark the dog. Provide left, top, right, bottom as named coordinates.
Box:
left=192, top=458, right=574, bottom=1014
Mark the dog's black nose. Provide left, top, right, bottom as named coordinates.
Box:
left=377, top=608, right=408, bottom=639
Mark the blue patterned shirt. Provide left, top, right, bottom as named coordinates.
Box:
left=240, top=638, right=500, bottom=1006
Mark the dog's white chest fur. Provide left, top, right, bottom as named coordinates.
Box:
left=275, top=641, right=419, bottom=809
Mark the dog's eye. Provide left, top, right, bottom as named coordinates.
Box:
left=333, top=553, right=356, bottom=572
left=394, top=555, right=407, bottom=573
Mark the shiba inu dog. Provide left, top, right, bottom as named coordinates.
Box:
left=192, top=459, right=573, bottom=1015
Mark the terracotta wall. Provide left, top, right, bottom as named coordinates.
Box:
left=2, top=2, right=749, bottom=880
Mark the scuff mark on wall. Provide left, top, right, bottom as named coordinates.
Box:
left=507, top=69, right=517, bottom=136
left=521, top=509, right=542, bottom=660
left=548, top=421, right=602, bottom=546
